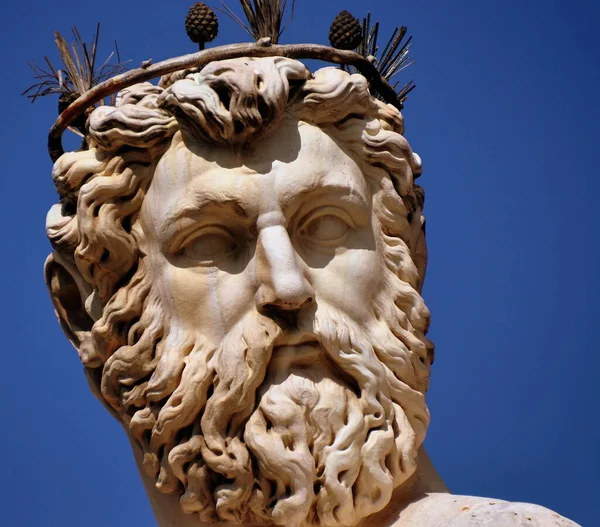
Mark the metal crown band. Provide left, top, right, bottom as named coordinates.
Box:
left=48, top=39, right=402, bottom=162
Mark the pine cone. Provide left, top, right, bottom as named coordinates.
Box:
left=185, top=3, right=218, bottom=47
left=329, top=11, right=362, bottom=50
left=58, top=92, right=78, bottom=115
left=58, top=92, right=87, bottom=131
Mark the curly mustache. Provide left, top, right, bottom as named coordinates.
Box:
left=115, top=287, right=425, bottom=526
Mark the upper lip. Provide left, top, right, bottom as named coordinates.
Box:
left=273, top=332, right=318, bottom=348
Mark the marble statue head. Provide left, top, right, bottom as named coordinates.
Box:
left=45, top=57, right=432, bottom=526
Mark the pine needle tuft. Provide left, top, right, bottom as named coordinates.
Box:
left=22, top=24, right=128, bottom=108
left=219, top=0, right=296, bottom=44
left=356, top=13, right=415, bottom=105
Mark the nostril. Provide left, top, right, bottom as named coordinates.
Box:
left=260, top=303, right=278, bottom=317
left=260, top=304, right=296, bottom=329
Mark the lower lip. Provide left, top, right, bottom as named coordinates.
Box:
left=272, top=342, right=321, bottom=364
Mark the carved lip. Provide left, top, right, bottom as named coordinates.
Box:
left=272, top=332, right=319, bottom=348
left=272, top=333, right=321, bottom=364
left=271, top=342, right=321, bottom=368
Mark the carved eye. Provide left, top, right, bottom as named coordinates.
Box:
left=178, top=227, right=237, bottom=264
left=301, top=208, right=352, bottom=246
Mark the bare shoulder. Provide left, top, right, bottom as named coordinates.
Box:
left=393, top=493, right=581, bottom=527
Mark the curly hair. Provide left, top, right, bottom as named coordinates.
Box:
left=46, top=57, right=432, bottom=526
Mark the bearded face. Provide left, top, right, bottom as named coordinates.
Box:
left=46, top=59, right=432, bottom=527
left=84, top=118, right=429, bottom=526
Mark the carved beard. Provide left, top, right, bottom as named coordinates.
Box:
left=118, top=274, right=428, bottom=527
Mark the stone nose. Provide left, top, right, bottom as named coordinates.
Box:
left=255, top=224, right=314, bottom=314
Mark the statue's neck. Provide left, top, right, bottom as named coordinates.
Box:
left=359, top=447, right=449, bottom=526
left=131, top=444, right=448, bottom=527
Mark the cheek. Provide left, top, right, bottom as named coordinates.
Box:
left=310, top=248, right=383, bottom=324
left=152, top=262, right=256, bottom=344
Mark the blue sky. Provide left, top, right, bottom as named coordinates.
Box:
left=1, top=0, right=598, bottom=525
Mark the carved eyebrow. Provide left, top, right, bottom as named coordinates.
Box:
left=159, top=197, right=249, bottom=243
left=284, top=182, right=369, bottom=212
left=157, top=178, right=368, bottom=243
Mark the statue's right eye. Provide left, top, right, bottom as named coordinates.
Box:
left=176, top=226, right=237, bottom=264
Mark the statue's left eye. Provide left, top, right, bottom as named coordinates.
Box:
left=301, top=208, right=352, bottom=246
left=178, top=227, right=236, bottom=263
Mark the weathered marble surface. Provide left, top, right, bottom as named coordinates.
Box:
left=45, top=57, right=580, bottom=527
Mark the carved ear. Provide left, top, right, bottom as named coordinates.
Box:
left=44, top=253, right=95, bottom=353
left=409, top=181, right=427, bottom=294
left=413, top=218, right=427, bottom=294
left=45, top=253, right=122, bottom=420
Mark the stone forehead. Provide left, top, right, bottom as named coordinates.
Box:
left=144, top=119, right=370, bottom=227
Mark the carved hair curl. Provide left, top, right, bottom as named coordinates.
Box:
left=46, top=56, right=431, bottom=524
